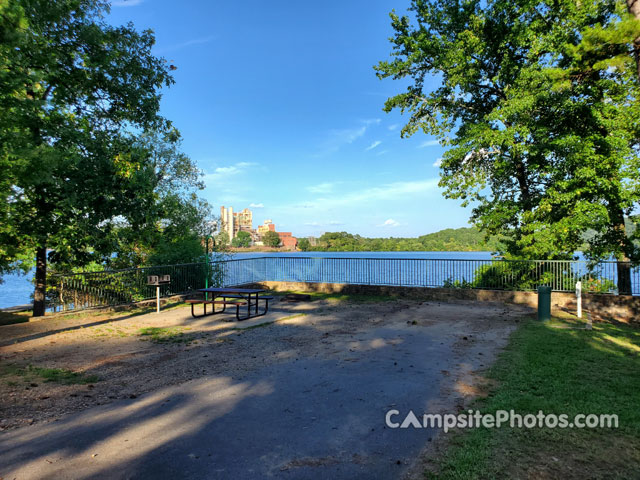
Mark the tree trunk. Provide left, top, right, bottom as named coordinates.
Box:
left=33, top=246, right=47, bottom=317
left=610, top=205, right=633, bottom=295
left=628, top=0, right=640, bottom=82
left=617, top=259, right=632, bottom=295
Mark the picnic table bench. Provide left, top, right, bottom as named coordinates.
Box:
left=187, top=288, right=274, bottom=321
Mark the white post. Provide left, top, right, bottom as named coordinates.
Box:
left=156, top=286, right=160, bottom=314
left=576, top=281, right=582, bottom=319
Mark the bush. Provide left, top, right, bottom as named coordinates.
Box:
left=298, top=238, right=311, bottom=251
left=443, top=260, right=618, bottom=293
left=231, top=231, right=251, bottom=248
left=262, top=231, right=281, bottom=248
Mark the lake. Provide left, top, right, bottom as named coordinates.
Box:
left=0, top=252, right=494, bottom=309
left=0, top=270, right=34, bottom=310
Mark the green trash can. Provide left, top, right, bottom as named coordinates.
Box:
left=537, top=286, right=552, bottom=321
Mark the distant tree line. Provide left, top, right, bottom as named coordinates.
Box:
left=303, top=228, right=503, bottom=252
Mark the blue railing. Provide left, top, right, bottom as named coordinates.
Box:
left=259, top=256, right=638, bottom=293
left=48, top=256, right=639, bottom=311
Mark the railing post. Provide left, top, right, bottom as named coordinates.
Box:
left=576, top=281, right=582, bottom=318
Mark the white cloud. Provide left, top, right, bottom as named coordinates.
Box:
left=378, top=219, right=400, bottom=227
left=307, top=182, right=336, bottom=194
left=433, top=158, right=443, bottom=167
left=111, top=0, right=144, bottom=6
left=303, top=220, right=345, bottom=227
left=203, top=162, right=258, bottom=184
left=268, top=178, right=440, bottom=233
left=419, top=140, right=440, bottom=148
left=319, top=119, right=381, bottom=155
left=249, top=203, right=264, bottom=208
left=311, top=179, right=439, bottom=210
left=388, top=124, right=399, bottom=131
left=328, top=126, right=366, bottom=146
left=157, top=36, right=216, bottom=54
left=376, top=150, right=388, bottom=156
left=365, top=140, right=382, bottom=151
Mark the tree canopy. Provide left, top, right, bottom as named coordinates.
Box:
left=262, top=231, right=281, bottom=248
left=231, top=231, right=252, bottom=248
left=309, top=227, right=502, bottom=252
left=0, top=0, right=205, bottom=314
left=376, top=0, right=640, bottom=292
left=297, top=238, right=311, bottom=251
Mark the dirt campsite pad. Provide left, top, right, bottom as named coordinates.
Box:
left=0, top=296, right=533, bottom=479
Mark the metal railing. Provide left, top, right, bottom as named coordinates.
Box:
left=46, top=257, right=266, bottom=312
left=47, top=256, right=639, bottom=312
left=261, top=256, right=638, bottom=293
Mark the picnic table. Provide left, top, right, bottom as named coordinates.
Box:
left=186, top=287, right=274, bottom=321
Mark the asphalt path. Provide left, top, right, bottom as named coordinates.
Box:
left=0, top=322, right=452, bottom=479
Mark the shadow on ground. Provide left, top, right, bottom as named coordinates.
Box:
left=0, top=300, right=525, bottom=479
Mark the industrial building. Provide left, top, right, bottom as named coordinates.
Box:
left=219, top=207, right=297, bottom=249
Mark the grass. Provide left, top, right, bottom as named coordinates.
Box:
left=90, top=322, right=134, bottom=339
left=1, top=364, right=99, bottom=385
left=0, top=311, right=31, bottom=326
left=138, top=326, right=192, bottom=343
left=427, top=316, right=640, bottom=479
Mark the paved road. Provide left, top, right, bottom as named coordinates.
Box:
left=0, top=322, right=453, bottom=479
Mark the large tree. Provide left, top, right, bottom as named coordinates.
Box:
left=376, top=0, right=640, bottom=293
left=102, top=129, right=210, bottom=270
left=0, top=0, right=176, bottom=315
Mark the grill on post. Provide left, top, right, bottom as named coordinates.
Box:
left=147, top=275, right=171, bottom=313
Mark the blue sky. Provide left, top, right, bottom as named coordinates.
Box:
left=108, top=0, right=472, bottom=238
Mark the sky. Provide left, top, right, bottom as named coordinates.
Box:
left=108, top=0, right=472, bottom=238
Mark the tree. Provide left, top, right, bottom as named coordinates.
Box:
left=262, top=231, right=281, bottom=248
left=215, top=230, right=230, bottom=247
left=102, top=130, right=210, bottom=269
left=297, top=238, right=311, bottom=251
left=106, top=193, right=213, bottom=269
left=0, top=0, right=176, bottom=315
left=376, top=0, right=640, bottom=293
left=232, top=231, right=252, bottom=248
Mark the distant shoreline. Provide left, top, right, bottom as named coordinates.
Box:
left=228, top=247, right=494, bottom=253
left=228, top=247, right=295, bottom=253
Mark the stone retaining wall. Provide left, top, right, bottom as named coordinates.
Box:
left=250, top=281, right=640, bottom=324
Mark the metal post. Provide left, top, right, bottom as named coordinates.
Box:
left=156, top=285, right=160, bottom=314
left=537, top=285, right=552, bottom=321
left=576, top=281, right=582, bottom=318
left=204, top=235, right=212, bottom=301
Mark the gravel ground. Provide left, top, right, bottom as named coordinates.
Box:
left=0, top=296, right=534, bottom=477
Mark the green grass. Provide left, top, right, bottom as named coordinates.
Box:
left=427, top=317, right=640, bottom=479
left=0, top=311, right=30, bottom=326
left=138, top=326, right=191, bottom=343
left=1, top=364, right=99, bottom=385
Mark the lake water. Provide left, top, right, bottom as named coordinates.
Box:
left=232, top=251, right=494, bottom=260
left=0, top=252, right=494, bottom=309
left=0, top=270, right=34, bottom=310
